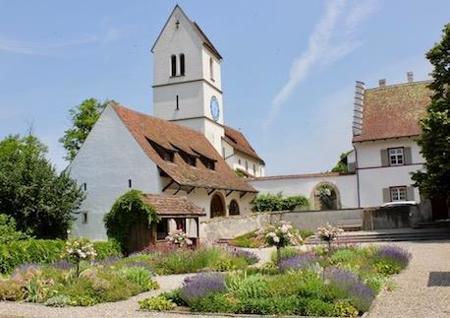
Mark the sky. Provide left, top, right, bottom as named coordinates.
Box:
left=1, top=0, right=449, bottom=175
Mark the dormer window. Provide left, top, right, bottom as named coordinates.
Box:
left=147, top=138, right=174, bottom=162
left=170, top=55, right=177, bottom=77
left=192, top=149, right=216, bottom=170
left=179, top=150, right=196, bottom=166
left=179, top=54, right=185, bottom=76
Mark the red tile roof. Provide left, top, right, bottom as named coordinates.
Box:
left=142, top=193, right=205, bottom=217
left=223, top=126, right=264, bottom=164
left=353, top=81, right=432, bottom=142
left=251, top=172, right=350, bottom=181
left=112, top=103, right=256, bottom=193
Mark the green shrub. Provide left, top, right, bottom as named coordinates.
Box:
left=0, top=239, right=123, bottom=274
left=190, top=293, right=236, bottom=313
left=305, top=298, right=337, bottom=317
left=45, top=295, right=71, bottom=307
left=120, top=266, right=158, bottom=290
left=230, top=231, right=262, bottom=248
left=159, top=288, right=187, bottom=306
left=226, top=273, right=269, bottom=298
left=0, top=214, right=30, bottom=244
left=92, top=240, right=121, bottom=260
left=334, top=300, right=359, bottom=317
left=237, top=296, right=304, bottom=315
left=104, top=190, right=159, bottom=255
left=373, top=259, right=402, bottom=275
left=139, top=295, right=176, bottom=311
left=252, top=193, right=309, bottom=212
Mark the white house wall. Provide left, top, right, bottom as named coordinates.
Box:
left=68, top=106, right=161, bottom=240
left=250, top=174, right=358, bottom=209
left=355, top=137, right=425, bottom=207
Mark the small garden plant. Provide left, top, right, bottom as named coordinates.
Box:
left=257, top=221, right=303, bottom=265
left=61, top=238, right=97, bottom=277
left=165, top=229, right=193, bottom=247
left=316, top=223, right=344, bottom=253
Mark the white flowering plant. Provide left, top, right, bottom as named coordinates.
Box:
left=316, top=223, right=344, bottom=252
left=257, top=221, right=303, bottom=265
left=61, top=238, right=97, bottom=276
left=165, top=229, right=193, bottom=248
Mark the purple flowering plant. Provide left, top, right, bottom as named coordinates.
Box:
left=325, top=267, right=375, bottom=311
left=376, top=245, right=411, bottom=267
left=180, top=273, right=226, bottom=305
left=278, top=253, right=318, bottom=272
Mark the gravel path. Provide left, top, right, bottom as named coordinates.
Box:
left=367, top=240, right=450, bottom=318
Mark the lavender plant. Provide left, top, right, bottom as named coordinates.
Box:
left=180, top=273, right=225, bottom=305
left=324, top=267, right=375, bottom=311
left=376, top=246, right=411, bottom=267
left=278, top=253, right=318, bottom=272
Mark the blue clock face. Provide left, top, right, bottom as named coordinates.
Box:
left=210, top=96, right=220, bottom=121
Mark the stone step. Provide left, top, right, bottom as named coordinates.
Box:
left=306, top=230, right=450, bottom=244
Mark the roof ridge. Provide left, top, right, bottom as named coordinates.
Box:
left=366, top=80, right=431, bottom=91
left=111, top=102, right=209, bottom=141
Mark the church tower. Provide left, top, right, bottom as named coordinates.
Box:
left=151, top=5, right=224, bottom=153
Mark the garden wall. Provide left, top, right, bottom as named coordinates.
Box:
left=200, top=208, right=364, bottom=242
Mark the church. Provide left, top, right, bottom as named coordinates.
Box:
left=69, top=5, right=265, bottom=241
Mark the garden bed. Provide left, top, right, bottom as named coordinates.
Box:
left=139, top=245, right=411, bottom=317
left=0, top=245, right=258, bottom=307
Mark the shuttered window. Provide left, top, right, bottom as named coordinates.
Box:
left=390, top=186, right=407, bottom=201
left=388, top=148, right=404, bottom=166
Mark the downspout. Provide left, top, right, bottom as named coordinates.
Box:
left=353, top=144, right=361, bottom=208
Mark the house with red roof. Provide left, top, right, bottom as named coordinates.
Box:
left=68, top=5, right=264, bottom=241
left=251, top=74, right=438, bottom=221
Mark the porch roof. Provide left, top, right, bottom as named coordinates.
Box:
left=142, top=193, right=206, bottom=217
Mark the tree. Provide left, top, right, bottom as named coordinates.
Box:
left=0, top=134, right=84, bottom=238
left=104, top=190, right=159, bottom=255
left=59, top=98, right=108, bottom=161
left=331, top=151, right=351, bottom=173
left=412, top=24, right=450, bottom=207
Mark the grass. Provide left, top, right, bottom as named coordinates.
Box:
left=230, top=229, right=314, bottom=248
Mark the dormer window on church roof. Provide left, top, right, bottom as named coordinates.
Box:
left=147, top=138, right=175, bottom=162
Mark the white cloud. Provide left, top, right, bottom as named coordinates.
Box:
left=0, top=34, right=99, bottom=55
left=264, top=0, right=379, bottom=129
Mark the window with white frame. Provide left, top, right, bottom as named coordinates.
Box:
left=390, top=186, right=407, bottom=202
left=389, top=148, right=404, bottom=166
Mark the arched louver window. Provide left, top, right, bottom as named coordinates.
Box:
left=170, top=55, right=177, bottom=77
left=209, top=57, right=214, bottom=80
left=179, top=54, right=185, bottom=76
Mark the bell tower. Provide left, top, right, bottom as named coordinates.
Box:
left=151, top=5, right=224, bottom=153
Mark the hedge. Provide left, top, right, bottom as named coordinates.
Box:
left=0, top=239, right=121, bottom=274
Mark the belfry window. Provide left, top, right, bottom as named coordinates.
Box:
left=170, top=55, right=177, bottom=77
left=209, top=57, right=214, bottom=80
left=179, top=54, right=185, bottom=76
left=176, top=95, right=179, bottom=110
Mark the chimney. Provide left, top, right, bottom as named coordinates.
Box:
left=379, top=79, right=386, bottom=87
left=407, top=71, right=414, bottom=83
left=352, top=81, right=365, bottom=136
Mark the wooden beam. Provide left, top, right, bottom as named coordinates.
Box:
left=173, top=185, right=182, bottom=195
left=225, top=190, right=233, bottom=197
left=162, top=179, right=175, bottom=192
left=186, top=186, right=195, bottom=195
left=207, top=188, right=215, bottom=196
left=240, top=191, right=247, bottom=199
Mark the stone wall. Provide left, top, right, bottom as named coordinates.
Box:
left=200, top=208, right=364, bottom=242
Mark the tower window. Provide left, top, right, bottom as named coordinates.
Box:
left=209, top=57, right=214, bottom=80
left=82, top=212, right=88, bottom=224
left=176, top=95, right=179, bottom=110
left=170, top=55, right=177, bottom=77
left=179, top=54, right=185, bottom=76
left=128, top=179, right=132, bottom=188
left=83, top=183, right=87, bottom=191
